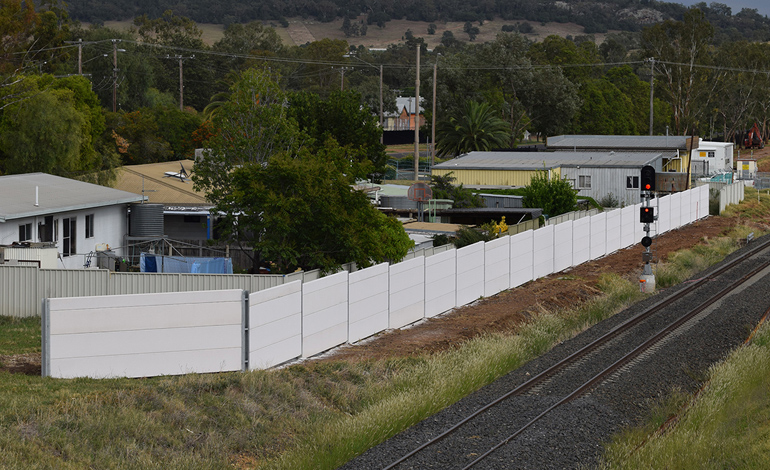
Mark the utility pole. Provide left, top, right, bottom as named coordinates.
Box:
left=414, top=45, right=420, bottom=182
left=163, top=55, right=194, bottom=111
left=112, top=39, right=118, bottom=113
left=431, top=60, right=437, bottom=167
left=648, top=57, right=655, bottom=136
left=379, top=64, right=384, bottom=145
left=77, top=39, right=82, bottom=75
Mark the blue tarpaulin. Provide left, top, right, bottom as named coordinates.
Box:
left=140, top=253, right=233, bottom=274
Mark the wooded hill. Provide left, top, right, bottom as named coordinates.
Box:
left=69, top=0, right=770, bottom=41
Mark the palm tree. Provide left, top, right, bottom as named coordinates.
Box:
left=436, top=101, right=511, bottom=157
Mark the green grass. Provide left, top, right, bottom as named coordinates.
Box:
left=599, top=320, right=770, bottom=470
left=0, top=316, right=40, bottom=355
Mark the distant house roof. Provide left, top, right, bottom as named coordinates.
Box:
left=0, top=173, right=144, bottom=222
left=433, top=151, right=663, bottom=171
left=113, top=160, right=210, bottom=207
left=547, top=135, right=689, bottom=150
left=385, top=97, right=425, bottom=118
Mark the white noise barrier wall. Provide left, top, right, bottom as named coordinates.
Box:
left=553, top=221, right=573, bottom=273
left=249, top=281, right=302, bottom=370
left=302, top=271, right=349, bottom=358
left=42, top=289, right=246, bottom=379
left=389, top=257, right=426, bottom=329
left=348, top=263, right=390, bottom=343
left=425, top=248, right=457, bottom=318
left=456, top=242, right=485, bottom=306
left=484, top=236, right=511, bottom=297
left=510, top=230, right=534, bottom=288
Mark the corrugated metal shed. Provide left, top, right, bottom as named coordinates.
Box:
left=547, top=135, right=688, bottom=150
left=433, top=150, right=662, bottom=171
left=0, top=173, right=144, bottom=222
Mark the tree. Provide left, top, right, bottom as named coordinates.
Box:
left=642, top=8, right=715, bottom=134
left=287, top=89, right=387, bottom=179
left=520, top=170, right=577, bottom=217
left=570, top=78, right=637, bottom=135
left=436, top=101, right=511, bottom=157
left=0, top=74, right=118, bottom=179
left=200, top=140, right=412, bottom=273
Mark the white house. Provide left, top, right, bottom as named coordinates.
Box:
left=0, top=173, right=144, bottom=269
left=690, top=140, right=734, bottom=176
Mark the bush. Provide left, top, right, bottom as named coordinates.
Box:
left=599, top=192, right=619, bottom=208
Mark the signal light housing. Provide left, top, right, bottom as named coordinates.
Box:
left=641, top=165, right=656, bottom=191
left=640, top=206, right=655, bottom=223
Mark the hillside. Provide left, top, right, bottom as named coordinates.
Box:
left=74, top=0, right=770, bottom=43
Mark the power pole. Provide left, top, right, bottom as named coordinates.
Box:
left=431, top=60, right=437, bottom=167
left=163, top=55, right=194, bottom=111
left=414, top=46, right=420, bottom=182
left=112, top=39, right=118, bottom=113
left=648, top=57, right=655, bottom=136
left=379, top=64, right=384, bottom=145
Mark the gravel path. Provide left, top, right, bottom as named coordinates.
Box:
left=340, top=235, right=770, bottom=470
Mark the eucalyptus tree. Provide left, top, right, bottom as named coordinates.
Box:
left=642, top=8, right=716, bottom=135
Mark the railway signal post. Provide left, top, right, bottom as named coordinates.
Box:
left=640, top=165, right=656, bottom=292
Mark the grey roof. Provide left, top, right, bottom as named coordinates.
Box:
left=547, top=135, right=688, bottom=150
left=0, top=173, right=144, bottom=222
left=433, top=151, right=662, bottom=171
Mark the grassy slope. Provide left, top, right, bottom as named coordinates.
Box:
left=101, top=17, right=610, bottom=47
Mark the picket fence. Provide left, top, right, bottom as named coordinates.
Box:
left=41, top=186, right=717, bottom=379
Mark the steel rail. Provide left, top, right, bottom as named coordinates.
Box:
left=382, top=237, right=770, bottom=470
left=461, top=255, right=770, bottom=469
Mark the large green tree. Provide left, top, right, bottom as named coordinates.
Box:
left=287, top=89, right=387, bottom=179
left=642, top=8, right=716, bottom=135
left=194, top=67, right=412, bottom=273
left=0, top=74, right=118, bottom=178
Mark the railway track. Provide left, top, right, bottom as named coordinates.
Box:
left=342, top=236, right=770, bottom=470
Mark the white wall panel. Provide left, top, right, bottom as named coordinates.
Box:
left=249, top=281, right=302, bottom=369
left=553, top=221, right=573, bottom=273
left=389, top=257, right=425, bottom=328
left=571, top=218, right=590, bottom=267
left=302, top=272, right=348, bottom=358
left=657, top=195, right=671, bottom=233
left=484, top=237, right=510, bottom=297
left=510, top=230, right=534, bottom=288
left=605, top=209, right=621, bottom=254
left=634, top=202, right=646, bottom=241
left=456, top=242, right=485, bottom=306
left=44, top=289, right=245, bottom=378
left=590, top=212, right=607, bottom=260
left=670, top=192, right=682, bottom=230
left=533, top=225, right=555, bottom=279
left=348, top=263, right=389, bottom=342
left=680, top=189, right=692, bottom=225
left=425, top=249, right=457, bottom=318
left=699, top=184, right=709, bottom=219
left=620, top=205, right=636, bottom=249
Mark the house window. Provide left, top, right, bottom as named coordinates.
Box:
left=53, top=219, right=58, bottom=242
left=85, top=214, right=94, bottom=238
left=626, top=176, right=639, bottom=189
left=63, top=217, right=77, bottom=257
left=18, top=223, right=32, bottom=242
left=707, top=151, right=715, bottom=159
left=38, top=216, right=54, bottom=242
left=578, top=175, right=592, bottom=189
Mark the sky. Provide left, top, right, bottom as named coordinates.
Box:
left=675, top=0, right=770, bottom=17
